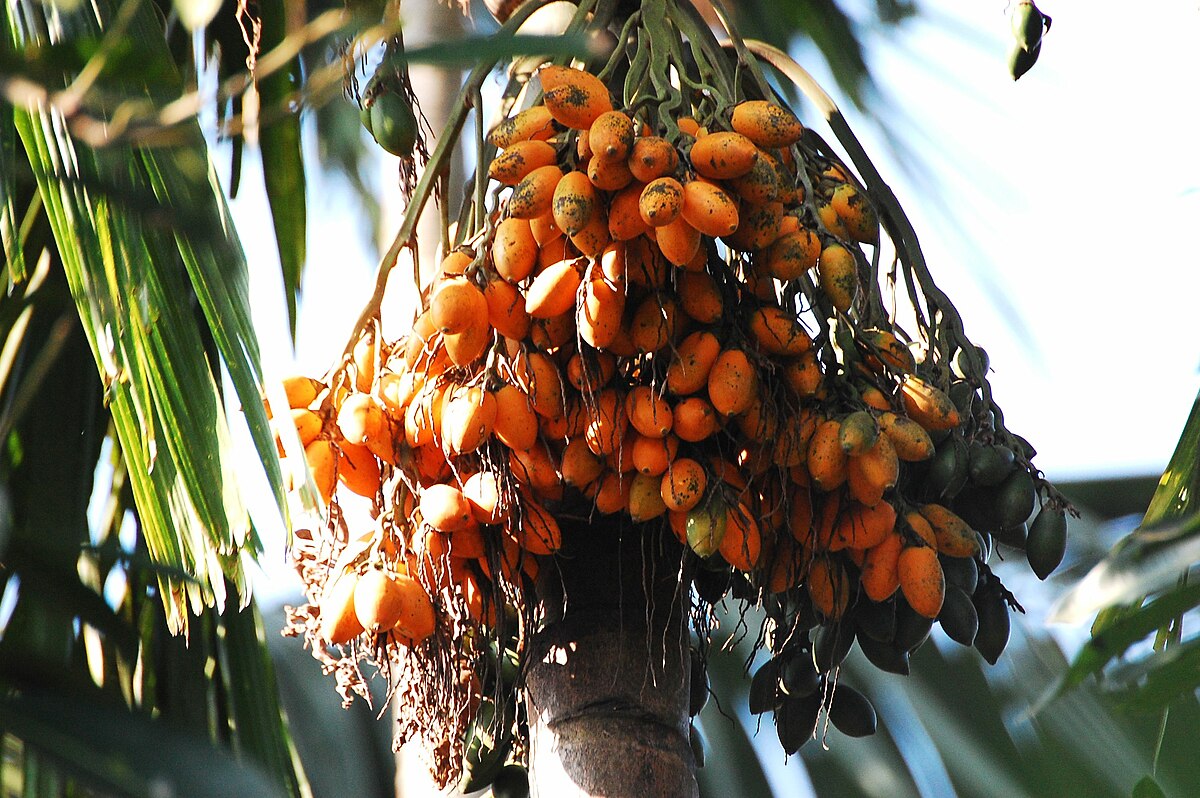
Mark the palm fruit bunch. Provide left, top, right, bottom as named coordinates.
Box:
left=279, top=0, right=1073, bottom=786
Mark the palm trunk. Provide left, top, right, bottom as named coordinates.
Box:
left=524, top=518, right=699, bottom=797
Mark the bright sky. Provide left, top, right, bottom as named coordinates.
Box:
left=231, top=1, right=1200, bottom=595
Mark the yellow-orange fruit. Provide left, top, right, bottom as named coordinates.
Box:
left=782, top=351, right=823, bottom=398
left=730, top=100, right=804, bottom=148
left=689, top=131, right=758, bottom=179
left=628, top=472, right=668, bottom=522
left=568, top=205, right=611, bottom=257
left=488, top=139, right=557, bottom=186
left=898, top=544, right=945, bottom=618
left=353, top=568, right=404, bottom=634
left=736, top=400, right=778, bottom=441
left=442, top=386, right=498, bottom=455
left=861, top=531, right=903, bottom=602
left=812, top=491, right=840, bottom=550
left=517, top=350, right=565, bottom=419
left=509, top=443, right=561, bottom=496
left=817, top=200, right=849, bottom=239
left=517, top=500, right=562, bottom=554
left=430, top=278, right=487, bottom=335
left=421, top=483, right=473, bottom=532
left=807, top=556, right=849, bottom=619
left=681, top=180, right=739, bottom=238
left=593, top=471, right=632, bottom=515
left=788, top=483, right=813, bottom=545
left=537, top=234, right=578, bottom=273
left=587, top=152, right=634, bottom=192
left=283, top=375, right=322, bottom=409
left=677, top=269, right=723, bottom=325
left=589, top=110, right=635, bottom=162
left=655, top=216, right=702, bottom=266
left=492, top=384, right=538, bottom=450
left=443, top=318, right=491, bottom=367
left=541, top=68, right=613, bottom=129
left=727, top=155, right=779, bottom=204
left=561, top=437, right=605, bottom=488
left=551, top=170, right=598, bottom=237
left=748, top=305, right=812, bottom=356
left=529, top=309, right=574, bottom=351
left=625, top=237, right=668, bottom=288
left=352, top=329, right=378, bottom=394
left=436, top=249, right=474, bottom=282
left=639, top=177, right=684, bottom=227
left=585, top=389, right=629, bottom=456
left=508, top=164, right=563, bottom=219
left=764, top=228, right=820, bottom=281
left=318, top=570, right=363, bottom=644
left=877, top=411, right=934, bottom=462
left=629, top=294, right=679, bottom=353
left=631, top=433, right=677, bottom=476
left=859, top=328, right=916, bottom=374
left=838, top=409, right=879, bottom=456
left=774, top=411, right=816, bottom=468
left=304, top=438, right=338, bottom=505
left=291, top=407, right=323, bottom=447
left=526, top=258, right=582, bottom=318
left=860, top=384, right=891, bottom=412
left=337, top=442, right=381, bottom=497
left=488, top=105, right=556, bottom=148
left=541, top=397, right=582, bottom=440
left=530, top=210, right=564, bottom=247
left=724, top=200, right=784, bottom=251
left=720, top=503, right=762, bottom=572
left=818, top=243, right=858, bottom=314
left=566, top=348, right=617, bottom=391
left=609, top=181, right=651, bottom=241
left=847, top=431, right=899, bottom=507
left=707, top=348, right=757, bottom=417
left=403, top=381, right=439, bottom=448
left=492, top=217, right=538, bottom=283
left=899, top=376, right=961, bottom=431
left=447, top=521, right=486, bottom=561
left=598, top=241, right=627, bottom=284
left=667, top=330, right=721, bottom=395
left=918, top=503, right=981, bottom=558
left=673, top=396, right=720, bottom=443
left=361, top=569, right=436, bottom=641
left=626, top=386, right=673, bottom=438
left=578, top=270, right=625, bottom=349
left=462, top=470, right=507, bottom=524
left=660, top=457, right=706, bottom=512
left=628, top=135, right=679, bottom=182
left=830, top=182, right=879, bottom=244
left=484, top=278, right=530, bottom=341
left=412, top=443, right=451, bottom=486
left=807, top=418, right=849, bottom=491
left=831, top=500, right=896, bottom=551
left=765, top=534, right=807, bottom=594
left=905, top=510, right=937, bottom=549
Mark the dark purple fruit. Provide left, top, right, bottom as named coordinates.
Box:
left=829, top=684, right=877, bottom=738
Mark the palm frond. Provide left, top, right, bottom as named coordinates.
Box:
left=7, top=0, right=286, bottom=632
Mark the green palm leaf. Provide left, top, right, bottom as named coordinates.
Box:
left=6, top=0, right=285, bottom=632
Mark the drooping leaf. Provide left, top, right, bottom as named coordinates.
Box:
left=0, top=690, right=289, bottom=798
left=1057, top=581, right=1200, bottom=692
left=257, top=0, right=306, bottom=337
left=216, top=597, right=311, bottom=798
left=1050, top=390, right=1200, bottom=623
left=7, top=0, right=286, bottom=632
